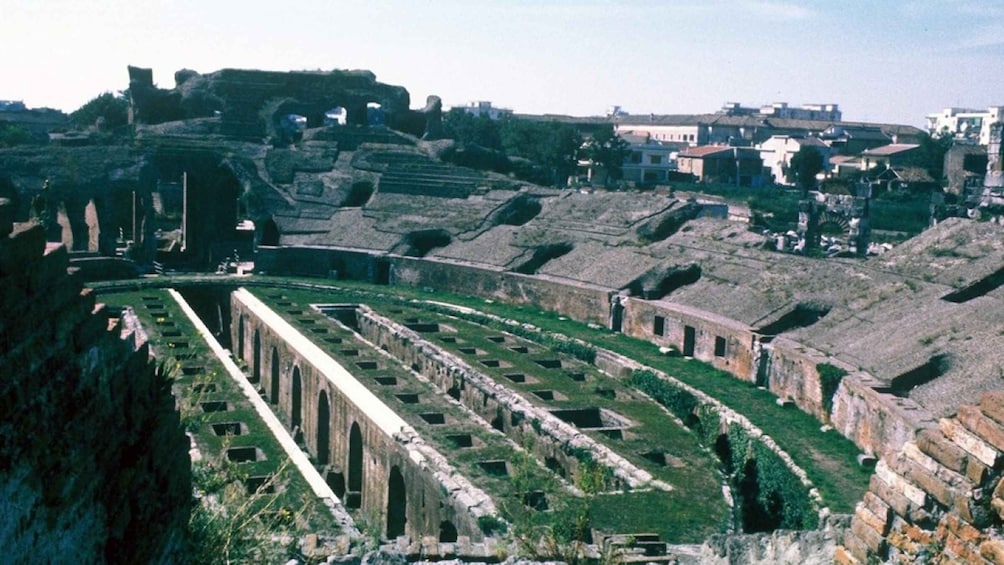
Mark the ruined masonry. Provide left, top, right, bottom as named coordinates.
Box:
left=0, top=200, right=191, bottom=564
left=838, top=391, right=1004, bottom=564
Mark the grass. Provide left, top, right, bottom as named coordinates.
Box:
left=99, top=289, right=341, bottom=559
left=269, top=288, right=730, bottom=543
left=95, top=275, right=871, bottom=517
left=267, top=277, right=871, bottom=514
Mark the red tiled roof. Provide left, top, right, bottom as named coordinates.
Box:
left=860, top=143, right=920, bottom=156
left=678, top=145, right=734, bottom=158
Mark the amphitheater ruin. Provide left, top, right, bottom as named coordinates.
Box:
left=2, top=66, right=1004, bottom=564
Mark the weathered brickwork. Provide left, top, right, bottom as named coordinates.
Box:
left=838, top=392, right=1004, bottom=564
left=0, top=219, right=191, bottom=563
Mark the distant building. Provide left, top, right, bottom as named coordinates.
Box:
left=449, top=101, right=513, bottom=120
left=927, top=106, right=1004, bottom=146
left=677, top=145, right=764, bottom=186
left=720, top=101, right=841, bottom=122
left=619, top=134, right=681, bottom=185
left=859, top=144, right=920, bottom=171
left=818, top=125, right=892, bottom=156
left=757, top=135, right=831, bottom=186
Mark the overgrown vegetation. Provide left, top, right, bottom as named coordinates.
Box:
left=817, top=363, right=849, bottom=417
left=631, top=370, right=818, bottom=530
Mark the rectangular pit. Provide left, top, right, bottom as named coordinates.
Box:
left=395, top=393, right=419, bottom=404
left=477, top=460, right=510, bottom=477
left=535, top=359, right=562, bottom=369
left=200, top=401, right=229, bottom=413
left=226, top=446, right=263, bottom=463
left=419, top=412, right=446, bottom=425
left=355, top=361, right=378, bottom=370
left=211, top=422, right=245, bottom=436
left=374, top=376, right=397, bottom=386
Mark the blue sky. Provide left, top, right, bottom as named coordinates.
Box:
left=2, top=0, right=1002, bottom=126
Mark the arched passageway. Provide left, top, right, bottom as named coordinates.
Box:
left=291, top=366, right=302, bottom=433
left=347, top=422, right=363, bottom=509
left=237, top=315, right=245, bottom=362
left=317, top=391, right=330, bottom=465
left=270, top=347, right=280, bottom=403
left=386, top=466, right=407, bottom=539
left=252, top=329, right=261, bottom=382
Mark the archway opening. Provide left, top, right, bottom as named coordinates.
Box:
left=317, top=391, right=330, bottom=465
left=438, top=520, right=458, bottom=543
left=252, top=329, right=261, bottom=383
left=237, top=314, right=245, bottom=362
left=270, top=347, right=280, bottom=403
left=291, top=366, right=302, bottom=437
left=347, top=422, right=363, bottom=509
left=386, top=466, right=407, bottom=539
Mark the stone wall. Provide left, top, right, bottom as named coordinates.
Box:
left=0, top=218, right=190, bottom=563
left=232, top=290, right=497, bottom=543
left=256, top=245, right=937, bottom=459
left=837, top=391, right=1004, bottom=564
left=621, top=298, right=758, bottom=381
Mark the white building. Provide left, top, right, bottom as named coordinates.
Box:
left=927, top=106, right=1004, bottom=146
left=448, top=101, right=513, bottom=120
left=756, top=135, right=831, bottom=185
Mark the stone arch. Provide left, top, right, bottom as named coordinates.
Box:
left=386, top=466, right=407, bottom=539
left=818, top=210, right=851, bottom=238
left=260, top=218, right=280, bottom=247
left=317, top=391, right=330, bottom=465
left=347, top=422, right=363, bottom=509
left=291, top=366, right=302, bottom=434
left=252, top=329, right=261, bottom=383
left=270, top=347, right=280, bottom=403
left=237, top=314, right=245, bottom=362
left=438, top=520, right=458, bottom=543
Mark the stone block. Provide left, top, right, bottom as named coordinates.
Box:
left=942, top=418, right=1000, bottom=467
left=860, top=491, right=891, bottom=527
left=875, top=459, right=927, bottom=508
left=980, top=538, right=1004, bottom=564
left=853, top=504, right=888, bottom=536
left=917, top=428, right=968, bottom=474
left=942, top=513, right=984, bottom=545
left=832, top=545, right=860, bottom=565
left=840, top=533, right=872, bottom=564
left=942, top=530, right=985, bottom=564
left=891, top=454, right=956, bottom=510
left=958, top=404, right=1004, bottom=455
left=850, top=513, right=887, bottom=556
left=980, top=392, right=1004, bottom=426
left=964, top=457, right=991, bottom=486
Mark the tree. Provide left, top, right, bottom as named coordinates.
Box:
left=71, top=91, right=130, bottom=130
left=900, top=132, right=952, bottom=182
left=442, top=108, right=502, bottom=150
left=789, top=146, right=824, bottom=196
left=499, top=118, right=582, bottom=186
left=0, top=123, right=33, bottom=147
left=579, top=125, right=630, bottom=187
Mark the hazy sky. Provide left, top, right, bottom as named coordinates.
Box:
left=3, top=0, right=1003, bottom=126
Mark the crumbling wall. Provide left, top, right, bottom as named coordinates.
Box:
left=0, top=216, right=190, bottom=563
left=836, top=392, right=1004, bottom=564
